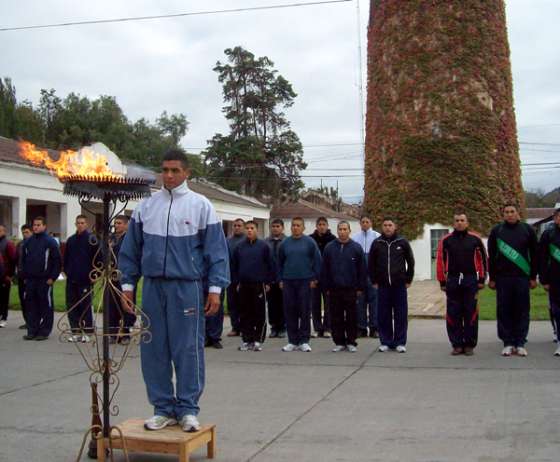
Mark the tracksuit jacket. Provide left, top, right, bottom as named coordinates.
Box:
left=63, top=230, right=99, bottom=285
left=368, top=234, right=415, bottom=286
left=436, top=229, right=487, bottom=288
left=321, top=239, right=367, bottom=291
left=232, top=238, right=276, bottom=284
left=538, top=223, right=560, bottom=286
left=309, top=229, right=336, bottom=255
left=21, top=232, right=61, bottom=281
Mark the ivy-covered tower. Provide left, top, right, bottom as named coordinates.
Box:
left=364, top=0, right=523, bottom=238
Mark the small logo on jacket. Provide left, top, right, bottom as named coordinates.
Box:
left=184, top=220, right=191, bottom=225
left=184, top=308, right=196, bottom=316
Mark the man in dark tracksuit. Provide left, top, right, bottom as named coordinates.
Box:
left=21, top=217, right=61, bottom=341
left=232, top=221, right=275, bottom=351
left=436, top=212, right=487, bottom=355
left=309, top=217, right=336, bottom=337
left=226, top=218, right=246, bottom=337
left=0, top=224, right=17, bottom=328
left=538, top=208, right=560, bottom=356
left=278, top=217, right=322, bottom=352
left=108, top=215, right=136, bottom=343
left=322, top=221, right=367, bottom=352
left=16, top=225, right=33, bottom=329
left=64, top=215, right=99, bottom=340
left=368, top=218, right=414, bottom=353
left=488, top=204, right=538, bottom=357
left=265, top=219, right=286, bottom=338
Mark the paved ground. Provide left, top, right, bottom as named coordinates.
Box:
left=1, top=311, right=559, bottom=462
left=407, top=280, right=446, bottom=318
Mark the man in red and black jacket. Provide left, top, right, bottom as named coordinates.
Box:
left=436, top=212, right=487, bottom=356
left=0, top=224, right=17, bottom=328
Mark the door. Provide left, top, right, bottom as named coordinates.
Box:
left=430, top=229, right=449, bottom=279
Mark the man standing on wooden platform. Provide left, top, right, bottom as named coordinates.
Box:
left=119, top=149, right=229, bottom=433
left=436, top=212, right=487, bottom=356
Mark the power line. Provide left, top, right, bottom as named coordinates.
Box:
left=0, top=0, right=352, bottom=32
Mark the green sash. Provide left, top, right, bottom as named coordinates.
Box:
left=497, top=238, right=530, bottom=276
left=550, top=243, right=560, bottom=264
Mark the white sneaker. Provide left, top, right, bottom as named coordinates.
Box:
left=396, top=345, right=407, bottom=353
left=282, top=343, right=297, bottom=352
left=253, top=341, right=263, bottom=351
left=80, top=335, right=91, bottom=343
left=347, top=345, right=357, bottom=353
left=67, top=335, right=80, bottom=343
left=501, top=346, right=514, bottom=357
left=0, top=320, right=7, bottom=328
left=180, top=414, right=200, bottom=433
left=516, top=347, right=528, bottom=357
left=144, top=415, right=177, bottom=431
left=310, top=331, right=319, bottom=338
left=324, top=331, right=332, bottom=338
left=554, top=346, right=560, bottom=356
left=299, top=343, right=312, bottom=352
left=238, top=342, right=251, bottom=351
left=378, top=345, right=389, bottom=352
left=332, top=345, right=346, bottom=352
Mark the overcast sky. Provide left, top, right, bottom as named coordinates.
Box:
left=2, top=0, right=559, bottom=201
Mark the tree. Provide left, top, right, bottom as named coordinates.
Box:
left=0, top=78, right=18, bottom=138
left=204, top=46, right=306, bottom=201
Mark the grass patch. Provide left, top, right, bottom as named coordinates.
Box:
left=478, top=286, right=550, bottom=321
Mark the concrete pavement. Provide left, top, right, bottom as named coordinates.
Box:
left=1, top=311, right=559, bottom=461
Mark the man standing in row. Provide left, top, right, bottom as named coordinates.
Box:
left=437, top=212, right=487, bottom=356
left=226, top=218, right=245, bottom=337
left=265, top=219, right=286, bottom=338
left=488, top=204, right=538, bottom=357
left=64, top=214, right=99, bottom=342
left=322, top=221, right=366, bottom=353
left=22, top=217, right=61, bottom=341
left=538, top=208, right=560, bottom=356
left=232, top=221, right=275, bottom=351
left=16, top=224, right=33, bottom=329
left=309, top=217, right=335, bottom=338
left=369, top=218, right=414, bottom=353
left=0, top=224, right=17, bottom=328
left=352, top=215, right=380, bottom=338
left=279, top=217, right=321, bottom=352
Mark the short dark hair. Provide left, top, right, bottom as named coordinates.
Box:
left=554, top=208, right=560, bottom=217
left=360, top=214, right=371, bottom=221
left=382, top=216, right=395, bottom=224
left=245, top=220, right=258, bottom=228
left=502, top=203, right=518, bottom=212
left=292, top=217, right=304, bottom=225
left=337, top=220, right=351, bottom=229
left=75, top=214, right=87, bottom=221
left=115, top=215, right=130, bottom=222
left=163, top=149, right=190, bottom=170
left=33, top=216, right=46, bottom=225
left=233, top=218, right=245, bottom=224
left=453, top=210, right=467, bottom=218
left=316, top=216, right=328, bottom=225
left=271, top=218, right=284, bottom=227
left=21, top=224, right=31, bottom=232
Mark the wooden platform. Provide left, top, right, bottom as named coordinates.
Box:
left=97, top=419, right=216, bottom=462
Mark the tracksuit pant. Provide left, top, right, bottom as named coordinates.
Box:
left=548, top=285, right=560, bottom=340
left=311, top=284, right=330, bottom=333
left=282, top=279, right=312, bottom=346
left=330, top=288, right=358, bottom=347
left=0, top=280, right=11, bottom=321
left=205, top=291, right=224, bottom=343
left=140, top=277, right=205, bottom=419
left=445, top=274, right=479, bottom=348
left=108, top=283, right=136, bottom=337
left=226, top=285, right=241, bottom=332
left=496, top=276, right=530, bottom=348
left=378, top=283, right=408, bottom=348
left=267, top=282, right=285, bottom=334
left=25, top=279, right=54, bottom=337
left=66, top=281, right=93, bottom=333
left=18, top=279, right=29, bottom=326
left=238, top=282, right=267, bottom=344
left=357, top=279, right=378, bottom=333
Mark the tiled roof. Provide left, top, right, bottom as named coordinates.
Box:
left=271, top=199, right=357, bottom=220
left=526, top=208, right=556, bottom=219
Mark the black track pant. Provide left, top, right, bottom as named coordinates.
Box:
left=66, top=281, right=93, bottom=333
left=238, top=282, right=267, bottom=344
left=496, top=276, right=530, bottom=348
left=445, top=275, right=479, bottom=348
left=267, top=283, right=285, bottom=332
left=330, top=288, right=358, bottom=346
left=0, top=281, right=11, bottom=321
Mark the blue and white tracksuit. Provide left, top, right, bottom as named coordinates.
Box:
left=118, top=181, right=229, bottom=419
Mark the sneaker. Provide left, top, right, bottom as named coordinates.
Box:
left=180, top=414, right=200, bottom=433
left=378, top=345, right=389, bottom=352
left=501, top=346, right=514, bottom=357
left=144, top=415, right=177, bottom=431
left=299, top=343, right=312, bottom=352
left=396, top=345, right=407, bottom=353
left=464, top=347, right=474, bottom=356
left=310, top=331, right=319, bottom=338
left=80, top=335, right=91, bottom=343
left=238, top=342, right=251, bottom=351
left=282, top=343, right=297, bottom=352
left=34, top=335, right=48, bottom=341
left=516, top=347, right=528, bottom=357
left=347, top=345, right=357, bottom=353
left=554, top=346, right=560, bottom=356
left=0, top=320, right=7, bottom=328
left=324, top=331, right=332, bottom=338
left=451, top=347, right=464, bottom=356
left=227, top=330, right=239, bottom=337
left=211, top=340, right=223, bottom=349
left=332, top=345, right=346, bottom=352
left=253, top=342, right=263, bottom=351
left=23, top=334, right=35, bottom=340
left=67, top=335, right=80, bottom=343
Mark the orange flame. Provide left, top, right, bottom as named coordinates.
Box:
left=18, top=141, right=122, bottom=179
